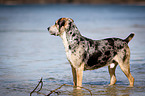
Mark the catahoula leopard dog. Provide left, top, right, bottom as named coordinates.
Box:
left=47, top=18, right=135, bottom=89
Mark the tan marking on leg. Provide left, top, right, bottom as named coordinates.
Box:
left=71, top=63, right=84, bottom=89
left=119, top=62, right=134, bottom=87
left=114, top=49, right=134, bottom=87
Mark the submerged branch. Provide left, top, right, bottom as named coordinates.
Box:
left=30, top=77, right=43, bottom=96
left=30, top=78, right=93, bottom=96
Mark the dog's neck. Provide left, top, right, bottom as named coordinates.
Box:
left=60, top=24, right=81, bottom=52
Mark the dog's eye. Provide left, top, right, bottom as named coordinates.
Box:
left=60, top=20, right=65, bottom=26
left=58, top=20, right=65, bottom=28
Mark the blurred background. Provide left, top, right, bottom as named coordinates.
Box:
left=0, top=0, right=145, bottom=5
left=0, top=0, right=145, bottom=96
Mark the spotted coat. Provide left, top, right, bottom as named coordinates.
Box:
left=48, top=18, right=134, bottom=70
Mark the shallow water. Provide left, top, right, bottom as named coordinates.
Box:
left=0, top=4, right=145, bottom=96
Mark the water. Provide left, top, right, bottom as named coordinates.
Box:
left=0, top=4, right=145, bottom=96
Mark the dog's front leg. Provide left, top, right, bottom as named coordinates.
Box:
left=71, top=63, right=84, bottom=89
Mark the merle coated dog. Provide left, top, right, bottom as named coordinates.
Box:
left=47, top=18, right=134, bottom=89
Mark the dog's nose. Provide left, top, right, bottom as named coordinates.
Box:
left=47, top=27, right=50, bottom=31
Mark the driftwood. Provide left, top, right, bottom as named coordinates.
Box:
left=30, top=78, right=44, bottom=96
left=30, top=78, right=92, bottom=96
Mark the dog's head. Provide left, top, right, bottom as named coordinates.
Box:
left=48, top=18, right=74, bottom=36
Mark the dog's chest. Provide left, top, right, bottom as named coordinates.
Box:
left=61, top=32, right=83, bottom=68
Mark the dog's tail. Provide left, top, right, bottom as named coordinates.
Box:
left=124, top=33, right=135, bottom=43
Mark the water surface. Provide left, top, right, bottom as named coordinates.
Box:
left=0, top=4, right=145, bottom=96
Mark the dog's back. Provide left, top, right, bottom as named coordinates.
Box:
left=81, top=33, right=134, bottom=70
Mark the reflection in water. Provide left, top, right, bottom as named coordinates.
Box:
left=59, top=85, right=134, bottom=96
left=104, top=86, right=132, bottom=96
left=73, top=89, right=84, bottom=96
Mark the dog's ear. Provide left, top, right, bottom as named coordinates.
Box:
left=69, top=18, right=74, bottom=22
left=58, top=18, right=65, bottom=28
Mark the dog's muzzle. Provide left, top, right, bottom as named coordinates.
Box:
left=47, top=27, right=59, bottom=36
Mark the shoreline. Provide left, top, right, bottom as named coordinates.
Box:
left=1, top=1, right=145, bottom=6
left=0, top=3, right=145, bottom=6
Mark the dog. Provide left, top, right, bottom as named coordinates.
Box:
left=47, top=18, right=134, bottom=89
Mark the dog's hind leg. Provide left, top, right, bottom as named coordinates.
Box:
left=119, top=59, right=134, bottom=87
left=71, top=63, right=84, bottom=89
left=108, top=61, right=118, bottom=85
left=115, top=48, right=134, bottom=87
